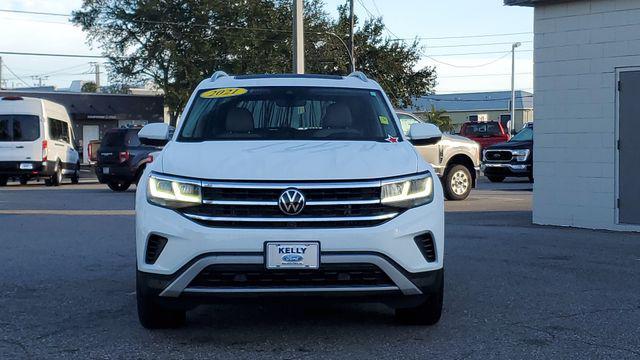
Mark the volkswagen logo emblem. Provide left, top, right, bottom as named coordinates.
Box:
left=278, top=188, right=306, bottom=215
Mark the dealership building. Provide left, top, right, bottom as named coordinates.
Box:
left=506, top=0, right=640, bottom=231
left=0, top=91, right=165, bottom=164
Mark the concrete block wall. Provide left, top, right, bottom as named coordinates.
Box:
left=533, top=0, right=640, bottom=231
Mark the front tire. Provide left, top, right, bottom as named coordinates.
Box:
left=137, top=273, right=186, bottom=329
left=107, top=181, right=131, bottom=192
left=395, top=270, right=444, bottom=325
left=0, top=177, right=7, bottom=186
left=444, top=165, right=472, bottom=201
left=486, top=175, right=505, bottom=183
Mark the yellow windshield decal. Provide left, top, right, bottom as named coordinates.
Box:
left=379, top=116, right=389, bottom=125
left=200, top=88, right=248, bottom=99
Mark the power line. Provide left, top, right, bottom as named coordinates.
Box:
left=427, top=49, right=532, bottom=57
left=426, top=41, right=532, bottom=49
left=391, top=31, right=533, bottom=41
left=0, top=51, right=106, bottom=59
left=0, top=8, right=292, bottom=33
left=0, top=9, right=68, bottom=17
left=424, top=96, right=533, bottom=102
left=2, top=64, right=30, bottom=87
left=439, top=72, right=533, bottom=79
left=422, top=52, right=511, bottom=68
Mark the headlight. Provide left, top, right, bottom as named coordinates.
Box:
left=511, top=149, right=530, bottom=162
left=147, top=173, right=202, bottom=208
left=381, top=172, right=434, bottom=208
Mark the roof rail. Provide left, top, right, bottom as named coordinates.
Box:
left=347, top=71, right=368, bottom=82
left=210, top=71, right=229, bottom=82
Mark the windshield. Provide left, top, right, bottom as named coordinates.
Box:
left=0, top=115, right=40, bottom=142
left=178, top=87, right=401, bottom=142
left=462, top=122, right=502, bottom=137
left=510, top=125, right=533, bottom=142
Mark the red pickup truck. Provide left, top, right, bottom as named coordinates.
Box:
left=459, top=121, right=510, bottom=150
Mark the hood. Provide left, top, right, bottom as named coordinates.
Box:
left=160, top=140, right=420, bottom=181
left=440, top=134, right=479, bottom=146
left=486, top=140, right=532, bottom=150
left=442, top=134, right=477, bottom=144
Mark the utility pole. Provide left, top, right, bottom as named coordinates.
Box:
left=31, top=75, right=48, bottom=87
left=510, top=42, right=521, bottom=137
left=292, top=0, right=304, bottom=74
left=0, top=56, right=3, bottom=89
left=349, top=0, right=355, bottom=72
left=90, top=62, right=101, bottom=91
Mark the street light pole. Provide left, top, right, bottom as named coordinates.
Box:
left=292, top=0, right=305, bottom=74
left=348, top=0, right=355, bottom=72
left=510, top=42, right=521, bottom=137
left=325, top=32, right=353, bottom=72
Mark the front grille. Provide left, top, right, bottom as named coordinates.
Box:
left=485, top=150, right=512, bottom=162
left=187, top=264, right=394, bottom=288
left=179, top=180, right=401, bottom=228
left=203, top=187, right=380, bottom=202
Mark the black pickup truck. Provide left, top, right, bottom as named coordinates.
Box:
left=481, top=123, right=533, bottom=183
left=95, top=128, right=157, bottom=191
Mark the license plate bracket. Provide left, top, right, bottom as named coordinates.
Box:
left=265, top=242, right=320, bottom=270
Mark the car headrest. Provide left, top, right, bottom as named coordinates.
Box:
left=322, top=103, right=353, bottom=128
left=225, top=108, right=254, bottom=132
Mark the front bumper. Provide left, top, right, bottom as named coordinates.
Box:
left=0, top=161, right=56, bottom=177
left=136, top=177, right=445, bottom=300
left=481, top=162, right=531, bottom=177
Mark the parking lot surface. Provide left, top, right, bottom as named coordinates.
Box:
left=1, top=178, right=639, bottom=359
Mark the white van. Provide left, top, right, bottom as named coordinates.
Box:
left=0, top=96, right=80, bottom=186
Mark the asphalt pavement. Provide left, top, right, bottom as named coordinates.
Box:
left=1, top=177, right=639, bottom=359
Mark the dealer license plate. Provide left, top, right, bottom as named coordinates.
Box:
left=265, top=242, right=320, bottom=269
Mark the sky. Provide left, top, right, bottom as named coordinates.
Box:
left=0, top=0, right=534, bottom=94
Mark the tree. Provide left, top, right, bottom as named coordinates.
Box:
left=81, top=81, right=98, bottom=93
left=72, top=0, right=436, bottom=124
left=425, top=105, right=454, bottom=133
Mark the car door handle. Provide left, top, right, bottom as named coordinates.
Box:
left=15, top=145, right=24, bottom=148
left=54, top=143, right=65, bottom=147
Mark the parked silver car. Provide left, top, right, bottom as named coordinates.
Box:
left=397, top=111, right=481, bottom=200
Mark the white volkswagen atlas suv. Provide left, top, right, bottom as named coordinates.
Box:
left=135, top=72, right=445, bottom=328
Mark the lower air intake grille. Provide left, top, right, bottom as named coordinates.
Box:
left=145, top=235, right=168, bottom=264
left=188, top=264, right=394, bottom=288
left=415, top=233, right=437, bottom=262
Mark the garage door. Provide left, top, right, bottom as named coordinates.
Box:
left=618, top=71, right=640, bottom=225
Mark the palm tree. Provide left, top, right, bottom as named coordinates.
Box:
left=425, top=105, right=454, bottom=133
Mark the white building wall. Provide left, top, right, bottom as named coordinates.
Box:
left=533, top=0, right=640, bottom=231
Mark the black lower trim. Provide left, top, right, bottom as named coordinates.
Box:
left=0, top=160, right=78, bottom=178
left=137, top=250, right=443, bottom=307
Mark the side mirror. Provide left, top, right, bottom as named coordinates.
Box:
left=407, top=123, right=442, bottom=146
left=139, top=123, right=172, bottom=146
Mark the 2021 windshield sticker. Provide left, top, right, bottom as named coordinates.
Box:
left=200, top=88, right=248, bottom=99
